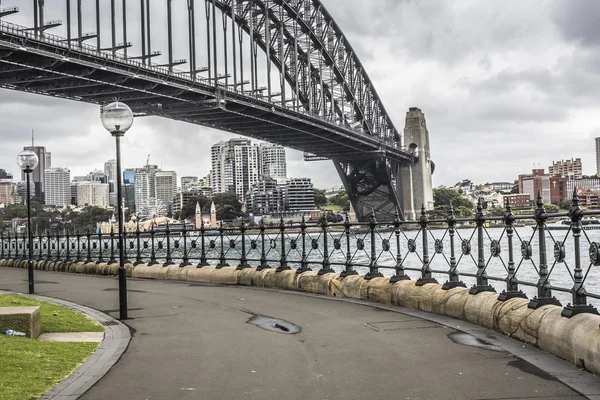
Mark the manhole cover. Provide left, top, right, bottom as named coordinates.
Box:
left=247, top=314, right=301, bottom=334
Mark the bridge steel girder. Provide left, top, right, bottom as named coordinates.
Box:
left=0, top=1, right=428, bottom=221
left=335, top=159, right=404, bottom=222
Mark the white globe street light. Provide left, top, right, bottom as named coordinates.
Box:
left=101, top=101, right=134, bottom=320
left=101, top=101, right=134, bottom=136
left=17, top=149, right=39, bottom=173
left=17, top=149, right=39, bottom=294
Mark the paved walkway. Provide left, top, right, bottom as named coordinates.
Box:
left=1, top=267, right=598, bottom=400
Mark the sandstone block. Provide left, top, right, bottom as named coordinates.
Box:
left=0, top=306, right=41, bottom=338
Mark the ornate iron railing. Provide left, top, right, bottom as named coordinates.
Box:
left=3, top=192, right=600, bottom=318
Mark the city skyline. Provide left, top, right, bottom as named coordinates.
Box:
left=1, top=1, right=600, bottom=189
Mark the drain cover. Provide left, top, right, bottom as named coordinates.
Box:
left=246, top=314, right=301, bottom=334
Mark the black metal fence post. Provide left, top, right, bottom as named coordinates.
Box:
left=86, top=229, right=92, bottom=263
left=416, top=205, right=437, bottom=286
left=469, top=197, right=495, bottom=294
left=45, top=231, right=52, bottom=261
left=181, top=224, right=191, bottom=267
left=498, top=199, right=527, bottom=301
left=134, top=219, right=143, bottom=266
left=390, top=210, right=409, bottom=283
left=297, top=215, right=311, bottom=274
left=76, top=229, right=82, bottom=262
left=237, top=220, right=250, bottom=269
left=37, top=233, right=43, bottom=261
left=257, top=219, right=270, bottom=270
left=149, top=226, right=157, bottom=266
left=109, top=225, right=117, bottom=264
left=65, top=229, right=72, bottom=262
left=319, top=216, right=334, bottom=275
left=164, top=222, right=174, bottom=267
left=340, top=214, right=356, bottom=277
left=216, top=222, right=228, bottom=268
left=54, top=231, right=61, bottom=261
left=442, top=204, right=465, bottom=289
left=97, top=230, right=105, bottom=264
left=529, top=193, right=560, bottom=308
left=562, top=190, right=597, bottom=317
left=276, top=217, right=290, bottom=272
left=198, top=223, right=209, bottom=267
left=6, top=232, right=11, bottom=260
left=0, top=233, right=4, bottom=260
left=365, top=213, right=383, bottom=280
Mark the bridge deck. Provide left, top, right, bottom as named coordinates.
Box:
left=0, top=267, right=593, bottom=400
left=0, top=21, right=413, bottom=164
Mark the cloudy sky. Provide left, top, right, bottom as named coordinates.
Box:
left=1, top=0, right=599, bottom=189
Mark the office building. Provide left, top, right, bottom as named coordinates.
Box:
left=155, top=170, right=177, bottom=207
left=0, top=169, right=13, bottom=180
left=21, top=145, right=51, bottom=201
left=77, top=181, right=110, bottom=207
left=44, top=167, right=71, bottom=207
left=549, top=158, right=582, bottom=180
left=259, top=143, right=287, bottom=183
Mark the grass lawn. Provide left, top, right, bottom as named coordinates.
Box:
left=0, top=294, right=103, bottom=333
left=0, top=294, right=103, bottom=400
left=322, top=205, right=342, bottom=211
left=0, top=336, right=98, bottom=400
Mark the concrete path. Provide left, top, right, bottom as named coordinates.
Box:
left=0, top=267, right=596, bottom=400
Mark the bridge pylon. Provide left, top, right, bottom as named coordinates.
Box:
left=399, top=107, right=435, bottom=221
left=336, top=107, right=434, bottom=223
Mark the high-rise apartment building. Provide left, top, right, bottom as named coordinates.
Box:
left=155, top=171, right=177, bottom=207
left=211, top=139, right=260, bottom=202
left=21, top=146, right=50, bottom=201
left=247, top=176, right=284, bottom=215
left=181, top=176, right=199, bottom=192
left=200, top=173, right=212, bottom=188
left=77, top=181, right=110, bottom=207
left=259, top=143, right=287, bottom=183
left=104, top=159, right=117, bottom=181
left=134, top=168, right=155, bottom=211
left=44, top=167, right=71, bottom=207
left=596, top=138, right=600, bottom=177
left=549, top=158, right=582, bottom=180
left=284, top=178, right=315, bottom=211
left=0, top=181, right=18, bottom=205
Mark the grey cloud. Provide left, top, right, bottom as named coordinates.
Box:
left=552, top=0, right=600, bottom=47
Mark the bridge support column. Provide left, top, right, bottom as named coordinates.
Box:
left=400, top=107, right=434, bottom=221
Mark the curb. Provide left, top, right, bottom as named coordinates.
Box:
left=0, top=289, right=131, bottom=400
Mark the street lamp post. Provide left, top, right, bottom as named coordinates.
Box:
left=101, top=101, right=134, bottom=320
left=17, top=150, right=39, bottom=294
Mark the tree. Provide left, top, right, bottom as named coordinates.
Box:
left=330, top=190, right=350, bottom=211
left=179, top=195, right=211, bottom=221
left=433, top=188, right=475, bottom=218
left=314, top=189, right=327, bottom=208
left=510, top=180, right=519, bottom=194
left=212, top=192, right=244, bottom=221
left=433, top=188, right=474, bottom=209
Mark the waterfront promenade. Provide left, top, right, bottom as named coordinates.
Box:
left=1, top=268, right=598, bottom=399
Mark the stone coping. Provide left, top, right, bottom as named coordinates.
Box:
left=1, top=258, right=599, bottom=380
left=0, top=286, right=131, bottom=400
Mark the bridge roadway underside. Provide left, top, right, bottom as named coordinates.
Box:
left=0, top=268, right=589, bottom=400
left=0, top=38, right=412, bottom=165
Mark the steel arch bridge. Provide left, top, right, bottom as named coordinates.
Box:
left=0, top=0, right=433, bottom=222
